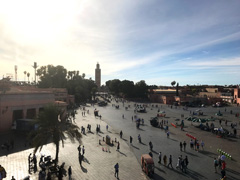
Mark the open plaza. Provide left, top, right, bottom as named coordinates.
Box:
left=0, top=99, right=240, bottom=180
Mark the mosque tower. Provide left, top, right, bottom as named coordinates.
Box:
left=95, top=62, right=101, bottom=88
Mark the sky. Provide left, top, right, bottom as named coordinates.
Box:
left=0, top=0, right=240, bottom=86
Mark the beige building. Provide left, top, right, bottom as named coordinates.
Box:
left=0, top=82, right=73, bottom=132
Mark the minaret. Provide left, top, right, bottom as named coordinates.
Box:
left=95, top=62, right=101, bottom=88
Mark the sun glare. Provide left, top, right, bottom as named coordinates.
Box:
left=1, top=0, right=79, bottom=43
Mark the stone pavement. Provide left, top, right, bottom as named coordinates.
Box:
left=94, top=101, right=240, bottom=180
left=0, top=107, right=148, bottom=180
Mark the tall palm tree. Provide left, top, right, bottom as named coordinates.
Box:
left=27, top=72, right=30, bottom=83
left=24, top=71, right=27, bottom=81
left=30, top=104, right=81, bottom=164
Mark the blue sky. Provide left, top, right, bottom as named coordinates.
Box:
left=0, top=0, right=240, bottom=86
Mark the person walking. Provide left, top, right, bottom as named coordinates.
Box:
left=176, top=156, right=181, bottom=169
left=163, top=155, right=167, bottom=166
left=167, top=155, right=173, bottom=168
left=214, top=158, right=218, bottom=173
left=120, top=131, right=123, bottom=139
left=190, top=139, right=194, bottom=149
left=130, top=136, right=133, bottom=144
left=181, top=159, right=186, bottom=173
left=114, top=163, right=119, bottom=178
left=196, top=142, right=200, bottom=152
left=158, top=152, right=162, bottom=164
left=167, top=131, right=170, bottom=138
left=68, top=166, right=72, bottom=180
left=82, top=146, right=85, bottom=157
left=183, top=141, right=187, bottom=151
left=106, top=125, right=108, bottom=131
left=184, top=156, right=189, bottom=169
left=180, top=142, right=183, bottom=151
left=117, top=142, right=120, bottom=151
left=77, top=145, right=81, bottom=153
left=201, top=140, right=204, bottom=150
left=149, top=141, right=153, bottom=151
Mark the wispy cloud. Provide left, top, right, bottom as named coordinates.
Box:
left=0, top=0, right=240, bottom=85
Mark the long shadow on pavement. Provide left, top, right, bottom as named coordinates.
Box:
left=169, top=138, right=178, bottom=142
left=122, top=138, right=128, bottom=142
left=152, top=150, right=158, bottom=154
left=184, top=151, right=199, bottom=157
left=155, top=166, right=166, bottom=174
left=140, top=142, right=147, bottom=146
left=83, top=157, right=90, bottom=164
left=185, top=168, right=207, bottom=180
left=118, top=150, right=127, bottom=157
left=199, top=150, right=217, bottom=158
left=131, top=144, right=140, bottom=150
left=81, top=165, right=88, bottom=173
left=227, top=168, right=240, bottom=176
left=0, top=131, right=50, bottom=157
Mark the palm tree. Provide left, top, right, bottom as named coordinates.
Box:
left=24, top=71, right=27, bottom=81
left=27, top=72, right=30, bottom=83
left=82, top=73, right=85, bottom=79
left=171, top=81, right=176, bottom=87
left=30, top=104, right=81, bottom=164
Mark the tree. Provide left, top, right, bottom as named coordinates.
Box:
left=134, top=80, right=148, bottom=98
left=37, top=65, right=67, bottom=88
left=119, top=80, right=134, bottom=98
left=171, top=81, right=176, bottom=87
left=24, top=71, right=27, bottom=81
left=105, top=79, right=121, bottom=95
left=27, top=72, right=30, bottom=83
left=82, top=73, right=85, bottom=79
left=30, top=104, right=81, bottom=164
left=0, top=77, right=11, bottom=94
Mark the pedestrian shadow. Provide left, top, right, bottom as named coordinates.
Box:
left=184, top=168, right=207, bottom=179
left=122, top=138, right=128, bottom=142
left=171, top=168, right=188, bottom=177
left=131, top=144, right=139, bottom=150
left=152, top=150, right=158, bottom=154
left=184, top=151, right=199, bottom=157
left=200, top=150, right=217, bottom=158
left=108, top=131, right=112, bottom=133
left=140, top=142, right=147, bottom=146
left=118, top=151, right=127, bottom=157
left=137, top=128, right=145, bottom=131
left=97, top=134, right=102, bottom=137
left=81, top=165, right=88, bottom=173
left=227, top=168, right=240, bottom=176
left=227, top=138, right=237, bottom=142
left=155, top=166, right=166, bottom=174
left=87, top=131, right=94, bottom=134
left=169, top=138, right=178, bottom=142
left=153, top=172, right=167, bottom=180
left=83, top=157, right=90, bottom=164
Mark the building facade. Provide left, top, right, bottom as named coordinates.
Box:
left=234, top=87, right=240, bottom=105
left=95, top=63, right=101, bottom=88
left=0, top=84, right=72, bottom=132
